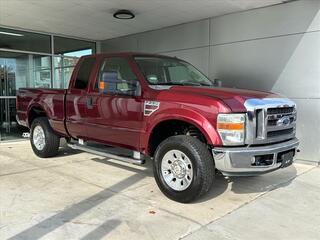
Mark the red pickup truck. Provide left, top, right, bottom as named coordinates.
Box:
left=16, top=52, right=299, bottom=202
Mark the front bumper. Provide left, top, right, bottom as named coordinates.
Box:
left=212, top=138, right=299, bottom=176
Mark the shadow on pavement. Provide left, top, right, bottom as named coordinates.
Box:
left=55, top=147, right=82, bottom=158
left=91, top=157, right=153, bottom=177
left=91, top=156, right=297, bottom=203
left=8, top=173, right=145, bottom=240
left=229, top=165, right=298, bottom=194
left=80, top=219, right=121, bottom=240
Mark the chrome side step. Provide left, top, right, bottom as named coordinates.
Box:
left=68, top=143, right=145, bottom=165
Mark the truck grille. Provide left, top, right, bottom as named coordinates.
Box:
left=244, top=98, right=297, bottom=145
left=267, top=107, right=294, bottom=115
left=267, top=128, right=294, bottom=138
left=265, top=107, right=296, bottom=140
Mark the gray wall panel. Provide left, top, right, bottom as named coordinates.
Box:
left=160, top=47, right=210, bottom=76
left=294, top=99, right=320, bottom=162
left=210, top=0, right=320, bottom=45
left=210, top=31, right=320, bottom=98
left=137, top=19, right=209, bottom=53
left=101, top=35, right=138, bottom=53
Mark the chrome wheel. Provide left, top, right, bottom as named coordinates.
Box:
left=33, top=125, right=46, bottom=151
left=161, top=150, right=193, bottom=191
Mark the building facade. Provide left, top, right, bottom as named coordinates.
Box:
left=101, top=0, right=320, bottom=163
left=0, top=26, right=96, bottom=140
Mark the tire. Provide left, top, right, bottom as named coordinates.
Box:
left=30, top=117, right=60, bottom=158
left=153, top=135, right=214, bottom=203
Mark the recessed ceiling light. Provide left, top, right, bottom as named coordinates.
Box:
left=0, top=31, right=23, bottom=37
left=113, top=9, right=135, bottom=20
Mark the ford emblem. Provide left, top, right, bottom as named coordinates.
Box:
left=277, top=116, right=291, bottom=126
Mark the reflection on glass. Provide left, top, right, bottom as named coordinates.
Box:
left=0, top=32, right=96, bottom=140
left=0, top=27, right=51, bottom=53
left=0, top=52, right=51, bottom=140
left=32, top=55, right=51, bottom=88
left=1, top=52, right=52, bottom=91
left=53, top=37, right=95, bottom=88
left=0, top=98, right=28, bottom=141
left=54, top=56, right=78, bottom=88
left=54, top=36, right=95, bottom=56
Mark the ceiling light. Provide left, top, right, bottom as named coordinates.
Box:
left=0, top=31, right=24, bottom=37
left=113, top=9, right=135, bottom=19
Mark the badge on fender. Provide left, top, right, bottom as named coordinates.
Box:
left=144, top=101, right=160, bottom=116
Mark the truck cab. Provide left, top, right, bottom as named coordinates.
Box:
left=16, top=52, right=299, bottom=203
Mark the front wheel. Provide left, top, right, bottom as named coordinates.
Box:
left=30, top=117, right=60, bottom=158
left=153, top=135, right=215, bottom=203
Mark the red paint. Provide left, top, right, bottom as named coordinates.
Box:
left=16, top=52, right=280, bottom=154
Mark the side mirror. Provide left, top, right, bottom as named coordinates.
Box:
left=99, top=71, right=141, bottom=96
left=212, top=78, right=222, bottom=87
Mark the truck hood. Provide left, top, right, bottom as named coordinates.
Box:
left=167, top=86, right=280, bottom=112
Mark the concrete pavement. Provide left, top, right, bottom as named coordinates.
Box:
left=0, top=141, right=318, bottom=240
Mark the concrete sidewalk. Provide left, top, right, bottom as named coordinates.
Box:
left=0, top=141, right=318, bottom=240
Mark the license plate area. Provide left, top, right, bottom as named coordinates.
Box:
left=277, top=149, right=295, bottom=168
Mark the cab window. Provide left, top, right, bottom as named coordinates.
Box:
left=95, top=57, right=138, bottom=95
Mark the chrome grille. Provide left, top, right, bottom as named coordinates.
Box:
left=244, top=98, right=297, bottom=145
left=267, top=107, right=294, bottom=115
left=265, top=107, right=296, bottom=139
left=267, top=128, right=294, bottom=138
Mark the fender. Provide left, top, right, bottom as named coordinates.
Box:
left=27, top=97, right=57, bottom=127
left=142, top=107, right=222, bottom=152
left=27, top=102, right=47, bottom=126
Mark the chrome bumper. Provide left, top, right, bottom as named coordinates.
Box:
left=212, top=138, right=299, bottom=176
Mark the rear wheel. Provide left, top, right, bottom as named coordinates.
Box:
left=30, top=117, right=60, bottom=158
left=153, top=135, right=214, bottom=203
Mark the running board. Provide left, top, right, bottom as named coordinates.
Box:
left=68, top=143, right=145, bottom=165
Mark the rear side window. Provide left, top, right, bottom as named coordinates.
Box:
left=74, top=57, right=95, bottom=89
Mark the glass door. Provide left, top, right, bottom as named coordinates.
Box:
left=0, top=53, right=27, bottom=140
left=0, top=51, right=51, bottom=141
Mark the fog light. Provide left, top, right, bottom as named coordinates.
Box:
left=251, top=154, right=274, bottom=166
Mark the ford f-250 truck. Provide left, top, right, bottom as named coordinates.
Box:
left=16, top=52, right=299, bottom=203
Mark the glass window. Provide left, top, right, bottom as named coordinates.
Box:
left=32, top=55, right=52, bottom=88
left=74, top=57, right=95, bottom=89
left=53, top=56, right=78, bottom=88
left=53, top=36, right=95, bottom=88
left=1, top=51, right=51, bottom=96
left=54, top=36, right=96, bottom=57
left=95, top=57, right=137, bottom=95
left=134, top=56, right=212, bottom=86
left=0, top=27, right=51, bottom=53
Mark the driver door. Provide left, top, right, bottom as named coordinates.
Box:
left=85, top=56, right=143, bottom=150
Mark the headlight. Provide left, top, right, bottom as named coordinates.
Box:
left=217, top=113, right=245, bottom=145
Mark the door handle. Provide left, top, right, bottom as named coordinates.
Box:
left=86, top=96, right=93, bottom=109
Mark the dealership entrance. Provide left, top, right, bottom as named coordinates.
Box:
left=0, top=27, right=96, bottom=141
left=0, top=54, right=22, bottom=140
left=0, top=51, right=52, bottom=140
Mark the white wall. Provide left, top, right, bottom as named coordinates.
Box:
left=101, top=0, right=320, bottom=163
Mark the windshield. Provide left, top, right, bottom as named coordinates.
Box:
left=134, top=56, right=213, bottom=86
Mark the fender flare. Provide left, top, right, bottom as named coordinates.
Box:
left=27, top=102, right=48, bottom=127
left=142, top=108, right=222, bottom=152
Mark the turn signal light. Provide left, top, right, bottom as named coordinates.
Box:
left=217, top=122, right=244, bottom=130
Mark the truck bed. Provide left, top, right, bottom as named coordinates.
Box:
left=16, top=88, right=67, bottom=136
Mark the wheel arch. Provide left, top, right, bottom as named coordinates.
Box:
left=27, top=103, right=48, bottom=127
left=145, top=112, right=221, bottom=156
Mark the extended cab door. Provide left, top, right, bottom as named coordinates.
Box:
left=85, top=56, right=143, bottom=150
left=65, top=56, right=96, bottom=139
